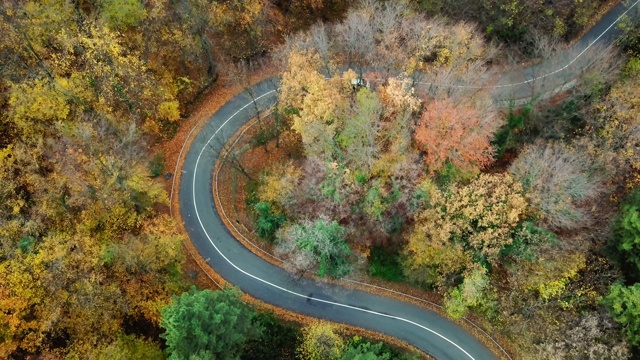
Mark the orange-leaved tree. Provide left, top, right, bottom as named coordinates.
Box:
left=414, top=98, right=499, bottom=173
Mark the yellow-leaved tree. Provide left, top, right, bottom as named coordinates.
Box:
left=8, top=78, right=70, bottom=140
left=258, top=161, right=301, bottom=209
left=0, top=253, right=46, bottom=357
left=404, top=174, right=528, bottom=287
left=297, top=321, right=345, bottom=360
left=278, top=50, right=349, bottom=160
left=590, top=59, right=640, bottom=187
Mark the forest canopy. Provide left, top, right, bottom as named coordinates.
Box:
left=1, top=0, right=639, bottom=358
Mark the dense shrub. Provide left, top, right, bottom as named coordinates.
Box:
left=368, top=246, right=405, bottom=282
left=254, top=202, right=286, bottom=243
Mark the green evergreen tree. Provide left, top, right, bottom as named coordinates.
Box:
left=338, top=340, right=390, bottom=360
left=254, top=201, right=286, bottom=242
left=160, top=287, right=262, bottom=360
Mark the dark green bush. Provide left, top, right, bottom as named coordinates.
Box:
left=242, top=312, right=300, bottom=360
left=254, top=201, right=286, bottom=243
left=368, top=246, right=405, bottom=282
left=147, top=152, right=165, bottom=178
left=17, top=236, right=36, bottom=253
left=492, top=102, right=531, bottom=159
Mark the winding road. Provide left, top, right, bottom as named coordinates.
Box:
left=177, top=2, right=639, bottom=359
